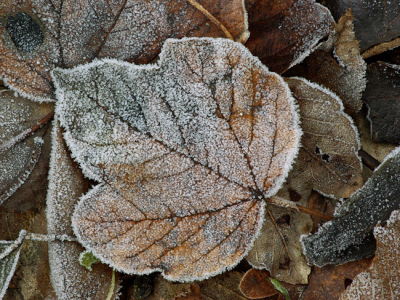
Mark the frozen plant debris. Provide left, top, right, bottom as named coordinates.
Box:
left=301, top=146, right=400, bottom=267
left=52, top=38, right=302, bottom=281
left=0, top=0, right=248, bottom=101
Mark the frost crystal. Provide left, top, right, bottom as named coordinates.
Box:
left=52, top=38, right=301, bottom=281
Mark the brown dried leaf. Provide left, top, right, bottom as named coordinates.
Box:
left=52, top=38, right=302, bottom=281
left=0, top=0, right=248, bottom=101
left=284, top=77, right=363, bottom=199
left=325, top=0, right=400, bottom=53
left=239, top=269, right=277, bottom=299
left=340, top=210, right=400, bottom=300
left=146, top=275, right=193, bottom=300
left=0, top=90, right=53, bottom=204
left=246, top=205, right=313, bottom=284
left=302, top=257, right=373, bottom=300
left=287, top=10, right=366, bottom=115
left=46, top=121, right=120, bottom=299
left=245, top=0, right=334, bottom=74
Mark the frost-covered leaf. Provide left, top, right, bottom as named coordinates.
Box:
left=325, top=0, right=400, bottom=52
left=46, top=121, right=119, bottom=299
left=287, top=10, right=366, bottom=115
left=239, top=269, right=278, bottom=299
left=0, top=0, right=248, bottom=101
left=0, top=230, right=25, bottom=300
left=0, top=90, right=53, bottom=205
left=301, top=146, right=400, bottom=267
left=283, top=77, right=363, bottom=200
left=340, top=209, right=400, bottom=300
left=363, top=62, right=400, bottom=143
left=245, top=0, right=334, bottom=74
left=246, top=205, right=312, bottom=284
left=52, top=38, right=302, bottom=281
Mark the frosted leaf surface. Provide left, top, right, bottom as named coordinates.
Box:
left=46, top=121, right=119, bottom=299
left=340, top=209, right=400, bottom=300
left=0, top=90, right=53, bottom=205
left=246, top=205, right=313, bottom=284
left=301, top=146, right=400, bottom=267
left=0, top=230, right=25, bottom=300
left=283, top=77, right=362, bottom=200
left=0, top=0, right=248, bottom=101
left=52, top=38, right=302, bottom=281
left=245, top=0, right=334, bottom=74
left=288, top=10, right=366, bottom=115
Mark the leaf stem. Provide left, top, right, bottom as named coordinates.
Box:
left=187, top=0, right=234, bottom=40
left=0, top=110, right=54, bottom=154
left=358, top=148, right=380, bottom=171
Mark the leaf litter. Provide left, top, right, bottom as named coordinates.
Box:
left=0, top=0, right=248, bottom=101
left=301, top=146, right=400, bottom=267
left=51, top=38, right=302, bottom=281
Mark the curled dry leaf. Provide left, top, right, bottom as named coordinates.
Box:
left=0, top=0, right=248, bottom=101
left=239, top=269, right=278, bottom=299
left=52, top=38, right=302, bottom=281
left=246, top=205, right=313, bottom=284
left=302, top=146, right=400, bottom=267
left=363, top=62, right=400, bottom=143
left=283, top=77, right=362, bottom=200
left=0, top=90, right=53, bottom=205
left=245, top=0, right=334, bottom=74
left=46, top=121, right=119, bottom=299
left=340, top=210, right=400, bottom=300
left=325, top=0, right=400, bottom=53
left=288, top=10, right=366, bottom=115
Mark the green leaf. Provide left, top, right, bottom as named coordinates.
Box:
left=79, top=250, right=100, bottom=271
left=270, top=278, right=291, bottom=300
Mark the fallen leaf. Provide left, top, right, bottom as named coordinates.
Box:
left=46, top=121, right=120, bottom=299
left=146, top=275, right=192, bottom=300
left=245, top=0, right=334, bottom=74
left=287, top=10, right=366, bottom=115
left=363, top=62, right=400, bottom=143
left=340, top=209, right=400, bottom=300
left=325, top=0, right=400, bottom=53
left=52, top=38, right=302, bottom=281
left=301, top=146, right=400, bottom=267
left=0, top=231, right=25, bottom=300
left=246, top=205, right=312, bottom=284
left=0, top=90, right=53, bottom=204
left=239, top=269, right=278, bottom=299
left=283, top=77, right=363, bottom=200
left=301, top=257, right=373, bottom=300
left=0, top=0, right=248, bottom=101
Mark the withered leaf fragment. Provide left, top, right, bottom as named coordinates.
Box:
left=325, top=0, right=400, bottom=52
left=0, top=90, right=53, bottom=205
left=302, top=146, right=400, bottom=267
left=284, top=77, right=362, bottom=200
left=288, top=10, right=366, bottom=115
left=246, top=205, right=312, bottom=284
left=239, top=268, right=278, bottom=299
left=0, top=0, right=248, bottom=101
left=340, top=210, right=400, bottom=300
left=245, top=0, right=334, bottom=74
left=52, top=38, right=301, bottom=281
left=46, top=121, right=119, bottom=299
left=363, top=62, right=400, bottom=143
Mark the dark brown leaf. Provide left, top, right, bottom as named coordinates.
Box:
left=245, top=0, right=334, bottom=74
left=325, top=0, right=400, bottom=52
left=0, top=0, right=248, bottom=101
left=239, top=269, right=278, bottom=299
left=363, top=61, right=400, bottom=143
left=301, top=257, right=373, bottom=300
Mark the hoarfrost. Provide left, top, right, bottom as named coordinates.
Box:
left=52, top=38, right=302, bottom=281
left=0, top=90, right=52, bottom=205
left=301, top=145, right=400, bottom=267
